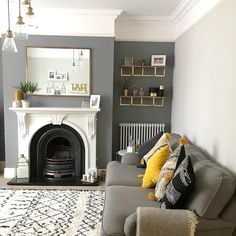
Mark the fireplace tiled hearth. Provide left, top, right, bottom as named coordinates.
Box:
left=8, top=107, right=100, bottom=186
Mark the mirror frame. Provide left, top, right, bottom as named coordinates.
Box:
left=25, top=46, right=92, bottom=96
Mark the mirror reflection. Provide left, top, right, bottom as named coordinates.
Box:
left=26, top=47, right=91, bottom=96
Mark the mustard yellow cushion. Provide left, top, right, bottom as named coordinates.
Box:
left=142, top=145, right=170, bottom=188
left=142, top=133, right=171, bottom=164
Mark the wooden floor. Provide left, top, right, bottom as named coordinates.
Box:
left=0, top=172, right=105, bottom=190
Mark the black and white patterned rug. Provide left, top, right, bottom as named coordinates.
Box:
left=0, top=189, right=105, bottom=236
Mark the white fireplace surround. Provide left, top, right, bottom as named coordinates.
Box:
left=8, top=107, right=100, bottom=178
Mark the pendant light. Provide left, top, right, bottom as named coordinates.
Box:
left=25, top=0, right=38, bottom=28
left=72, top=49, right=77, bottom=72
left=15, top=0, right=28, bottom=40
left=2, top=0, right=18, bottom=53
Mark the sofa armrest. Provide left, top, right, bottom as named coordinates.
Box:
left=124, top=207, right=198, bottom=236
left=121, top=152, right=140, bottom=166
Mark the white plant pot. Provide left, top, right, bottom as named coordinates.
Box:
left=21, top=100, right=30, bottom=108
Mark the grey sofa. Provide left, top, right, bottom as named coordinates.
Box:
left=101, top=143, right=236, bottom=236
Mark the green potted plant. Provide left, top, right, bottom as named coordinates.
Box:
left=14, top=82, right=39, bottom=108
left=19, top=81, right=39, bottom=95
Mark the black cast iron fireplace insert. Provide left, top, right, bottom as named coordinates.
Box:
left=30, top=124, right=85, bottom=181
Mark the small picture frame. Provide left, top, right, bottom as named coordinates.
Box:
left=90, top=95, right=101, bottom=109
left=124, top=57, right=133, bottom=66
left=151, top=55, right=166, bottom=66
left=56, top=74, right=62, bottom=80
left=48, top=70, right=56, bottom=80
left=61, top=73, right=68, bottom=81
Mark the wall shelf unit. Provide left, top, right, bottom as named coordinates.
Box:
left=121, top=65, right=166, bottom=77
left=120, top=96, right=165, bottom=107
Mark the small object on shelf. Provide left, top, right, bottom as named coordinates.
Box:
left=14, top=89, right=23, bottom=101
left=61, top=83, right=66, bottom=94
left=141, top=59, right=146, bottom=66
left=159, top=85, right=165, bottom=97
left=123, top=88, right=128, bottom=96
left=136, top=57, right=142, bottom=65
left=149, top=87, right=158, bottom=96
left=12, top=101, right=21, bottom=108
left=22, top=100, right=30, bottom=108
left=124, top=57, right=133, bottom=65
left=138, top=88, right=144, bottom=96
left=46, top=84, right=51, bottom=93
left=133, top=85, right=138, bottom=96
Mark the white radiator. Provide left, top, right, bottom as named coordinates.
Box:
left=119, top=123, right=165, bottom=150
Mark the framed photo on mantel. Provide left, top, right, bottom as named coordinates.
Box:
left=90, top=95, right=101, bottom=109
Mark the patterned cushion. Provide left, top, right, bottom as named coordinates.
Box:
left=141, top=145, right=170, bottom=188
left=155, top=145, right=185, bottom=201
left=142, top=133, right=171, bottom=164
left=160, top=156, right=195, bottom=209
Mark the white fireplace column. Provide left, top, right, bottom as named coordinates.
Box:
left=10, top=107, right=100, bottom=176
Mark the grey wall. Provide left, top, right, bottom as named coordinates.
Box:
left=171, top=0, right=236, bottom=174
left=0, top=39, right=5, bottom=162
left=112, top=41, right=174, bottom=156
left=2, top=35, right=114, bottom=169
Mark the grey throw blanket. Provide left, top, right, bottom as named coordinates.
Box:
left=137, top=207, right=198, bottom=236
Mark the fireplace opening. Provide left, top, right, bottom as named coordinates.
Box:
left=43, top=137, right=75, bottom=179
left=30, top=124, right=85, bottom=181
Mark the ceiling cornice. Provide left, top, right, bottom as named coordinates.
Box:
left=115, top=0, right=227, bottom=41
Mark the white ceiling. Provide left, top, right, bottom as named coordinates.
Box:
left=32, top=0, right=182, bottom=17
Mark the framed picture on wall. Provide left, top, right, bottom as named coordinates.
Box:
left=90, top=95, right=101, bottom=109
left=61, top=73, right=68, bottom=81
left=151, top=55, right=166, bottom=66
left=48, top=70, right=56, bottom=80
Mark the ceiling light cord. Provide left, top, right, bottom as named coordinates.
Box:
left=7, top=0, right=10, bottom=31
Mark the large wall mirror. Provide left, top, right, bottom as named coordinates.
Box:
left=26, top=47, right=91, bottom=96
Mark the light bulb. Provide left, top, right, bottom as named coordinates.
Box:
left=72, top=62, right=77, bottom=72
left=2, top=30, right=18, bottom=53
left=14, top=16, right=28, bottom=40
left=25, top=5, right=38, bottom=28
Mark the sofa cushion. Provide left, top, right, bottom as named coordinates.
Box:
left=184, top=144, right=235, bottom=219
left=155, top=144, right=185, bottom=201
left=142, top=145, right=170, bottom=188
left=106, top=161, right=145, bottom=186
left=142, top=133, right=171, bottom=164
left=137, top=132, right=163, bottom=162
left=102, top=186, right=160, bottom=236
left=161, top=156, right=195, bottom=209
left=186, top=159, right=235, bottom=219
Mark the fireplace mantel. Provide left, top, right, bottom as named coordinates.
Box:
left=10, top=107, right=100, bottom=176
left=10, top=107, right=100, bottom=136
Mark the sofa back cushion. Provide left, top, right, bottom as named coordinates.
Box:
left=185, top=144, right=235, bottom=219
